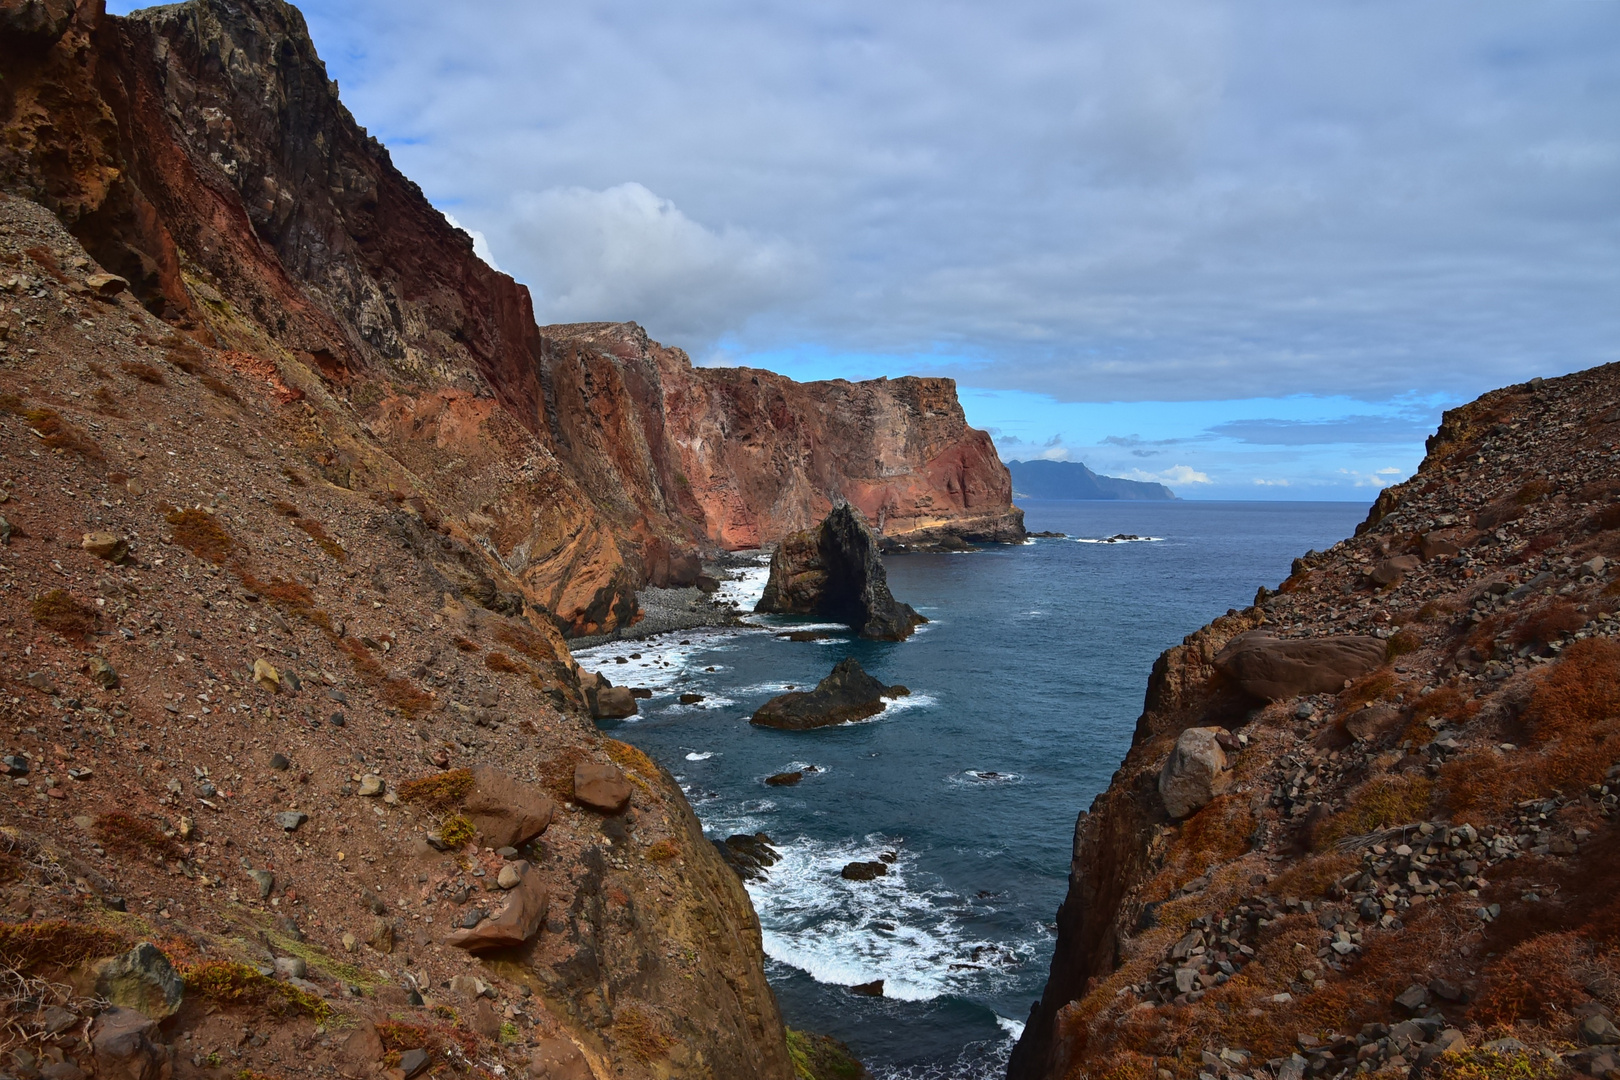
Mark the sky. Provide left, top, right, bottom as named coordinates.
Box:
left=109, top=0, right=1620, bottom=499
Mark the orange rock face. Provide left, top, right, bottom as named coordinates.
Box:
left=0, top=0, right=1021, bottom=636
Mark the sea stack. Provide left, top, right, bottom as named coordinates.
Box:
left=755, top=504, right=926, bottom=640
left=751, top=658, right=909, bottom=730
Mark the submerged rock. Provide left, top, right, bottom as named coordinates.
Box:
left=750, top=658, right=909, bottom=730
left=755, top=504, right=925, bottom=640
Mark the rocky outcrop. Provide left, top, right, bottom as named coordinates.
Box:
left=463, top=766, right=555, bottom=849
left=756, top=504, right=925, bottom=639
left=751, top=658, right=908, bottom=729
left=1213, top=631, right=1388, bottom=700
left=1010, top=364, right=1620, bottom=1080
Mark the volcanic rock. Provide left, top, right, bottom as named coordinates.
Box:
left=714, top=833, right=780, bottom=881
left=529, top=1037, right=592, bottom=1080
left=765, top=771, right=803, bottom=786
left=90, top=1006, right=167, bottom=1080
left=755, top=505, right=925, bottom=640
left=446, top=861, right=548, bottom=952
left=751, top=658, right=908, bottom=730
left=841, top=861, right=888, bottom=881
left=573, top=762, right=632, bottom=814
left=1213, top=631, right=1387, bottom=700
left=95, top=943, right=184, bottom=1020
left=464, top=766, right=554, bottom=848
left=1158, top=727, right=1232, bottom=819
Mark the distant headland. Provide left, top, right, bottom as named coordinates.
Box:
left=1006, top=458, right=1178, bottom=501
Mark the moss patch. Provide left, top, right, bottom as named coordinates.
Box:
left=786, top=1029, right=868, bottom=1080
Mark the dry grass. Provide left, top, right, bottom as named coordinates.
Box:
left=379, top=677, right=434, bottom=716
left=452, top=635, right=479, bottom=652
left=30, top=589, right=96, bottom=639
left=21, top=406, right=103, bottom=459
left=183, top=959, right=329, bottom=1019
left=1386, top=627, right=1423, bottom=658
left=613, top=1004, right=671, bottom=1062
left=119, top=360, right=166, bottom=385
left=645, top=839, right=679, bottom=862
left=91, top=385, right=123, bottom=416
left=1175, top=795, right=1256, bottom=869
left=1470, top=932, right=1587, bottom=1028
left=1314, top=774, right=1433, bottom=850
left=1410, top=685, right=1479, bottom=729
left=93, top=811, right=180, bottom=859
left=1512, top=479, right=1551, bottom=506
left=0, top=920, right=128, bottom=974
left=1339, top=669, right=1399, bottom=710
left=294, top=517, right=346, bottom=560
left=1509, top=600, right=1585, bottom=649
left=201, top=374, right=242, bottom=404
left=374, top=1019, right=480, bottom=1064
left=1430, top=1048, right=1565, bottom=1080
left=484, top=651, right=527, bottom=674
left=166, top=507, right=238, bottom=564
left=493, top=621, right=550, bottom=663
left=397, top=769, right=474, bottom=810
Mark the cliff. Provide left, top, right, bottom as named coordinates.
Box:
left=1010, top=366, right=1620, bottom=1080
left=0, top=0, right=1021, bottom=640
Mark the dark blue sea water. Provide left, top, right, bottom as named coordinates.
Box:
left=577, top=500, right=1367, bottom=1078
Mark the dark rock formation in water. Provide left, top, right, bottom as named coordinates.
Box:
left=756, top=505, right=925, bottom=640
left=751, top=658, right=909, bottom=730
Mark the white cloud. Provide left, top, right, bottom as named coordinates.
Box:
left=506, top=183, right=806, bottom=341
left=1253, top=478, right=1291, bottom=487
left=1127, top=464, right=1212, bottom=485
left=442, top=214, right=501, bottom=272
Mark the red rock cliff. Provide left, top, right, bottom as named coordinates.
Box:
left=0, top=0, right=1021, bottom=637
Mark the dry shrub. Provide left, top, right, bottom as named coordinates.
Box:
left=1269, top=850, right=1356, bottom=900
left=1314, top=774, right=1433, bottom=850
left=539, top=748, right=588, bottom=804
left=1416, top=600, right=1456, bottom=623
left=1510, top=601, right=1585, bottom=649
left=379, top=677, right=433, bottom=717
left=1592, top=504, right=1620, bottom=533
left=1175, top=795, right=1256, bottom=868
left=20, top=406, right=103, bottom=459
left=438, top=815, right=476, bottom=849
left=494, top=621, right=552, bottom=663
left=91, top=385, right=123, bottom=416
left=485, top=651, right=527, bottom=674
left=397, top=769, right=473, bottom=810
left=1340, top=670, right=1398, bottom=711
left=1471, top=931, right=1587, bottom=1027
left=86, top=361, right=109, bottom=379
left=452, top=635, right=479, bottom=652
left=1386, top=627, right=1423, bottom=658
left=1430, top=1048, right=1564, bottom=1080
left=281, top=466, right=306, bottom=487
left=119, top=360, right=166, bottom=385
left=613, top=1004, right=671, bottom=1062
left=251, top=576, right=313, bottom=607
left=201, top=374, right=242, bottom=404
left=1523, top=637, right=1620, bottom=744
left=165, top=346, right=203, bottom=374
left=166, top=507, right=237, bottom=564
left=1088, top=1051, right=1157, bottom=1080
left=1466, top=614, right=1507, bottom=660
left=1513, top=479, right=1551, bottom=506
left=374, top=1020, right=479, bottom=1063
left=0, top=920, right=128, bottom=974
left=645, top=839, right=679, bottom=862
left=272, top=500, right=300, bottom=517
left=93, top=811, right=180, bottom=859
left=294, top=517, right=346, bottom=560
left=1411, top=685, right=1480, bottom=729
left=31, top=588, right=96, bottom=639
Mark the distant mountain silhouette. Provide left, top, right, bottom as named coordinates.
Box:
left=1006, top=459, right=1177, bottom=500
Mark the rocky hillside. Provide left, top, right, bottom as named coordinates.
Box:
left=1010, top=367, right=1620, bottom=1080
left=0, top=0, right=1021, bottom=640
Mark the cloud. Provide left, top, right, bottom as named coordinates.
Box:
left=507, top=183, right=806, bottom=340
left=1205, top=415, right=1437, bottom=446
left=1252, top=478, right=1291, bottom=487
left=1126, top=464, right=1212, bottom=485
left=992, top=433, right=1073, bottom=461
left=442, top=214, right=501, bottom=272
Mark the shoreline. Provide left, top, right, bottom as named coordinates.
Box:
left=570, top=549, right=769, bottom=648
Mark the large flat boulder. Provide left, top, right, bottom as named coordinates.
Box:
left=755, top=504, right=925, bottom=640
left=573, top=761, right=632, bottom=814
left=446, top=861, right=549, bottom=952
left=1214, top=631, right=1387, bottom=700
left=464, top=766, right=555, bottom=848
left=751, top=658, right=908, bottom=730
left=1159, top=726, right=1232, bottom=819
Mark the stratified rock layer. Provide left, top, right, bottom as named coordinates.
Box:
left=1010, top=366, right=1620, bottom=1080
left=756, top=504, right=925, bottom=640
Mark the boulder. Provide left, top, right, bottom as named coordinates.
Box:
left=755, top=504, right=925, bottom=640
left=87, top=655, right=120, bottom=689
left=96, top=943, right=184, bottom=1020
left=765, top=771, right=804, bottom=786
left=751, top=658, right=908, bottom=730
left=713, top=833, right=779, bottom=881
left=1344, top=704, right=1404, bottom=743
left=90, top=1006, right=167, bottom=1080
left=573, top=762, right=632, bottom=814
left=849, top=979, right=884, bottom=997
left=1158, top=727, right=1232, bottom=819
left=841, top=861, right=887, bottom=881
left=400, top=1047, right=431, bottom=1078
left=1369, top=555, right=1420, bottom=586
left=591, top=684, right=638, bottom=720
left=464, top=766, right=555, bottom=848
left=446, top=861, right=548, bottom=952
left=81, top=531, right=129, bottom=562
left=1214, top=631, right=1387, bottom=700
left=85, top=272, right=129, bottom=299
left=1419, top=533, right=1461, bottom=562
left=529, top=1036, right=592, bottom=1080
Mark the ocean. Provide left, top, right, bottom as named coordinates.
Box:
left=575, top=499, right=1369, bottom=1077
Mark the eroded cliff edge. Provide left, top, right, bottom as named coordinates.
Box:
left=1012, top=366, right=1620, bottom=1080
left=0, top=0, right=1021, bottom=639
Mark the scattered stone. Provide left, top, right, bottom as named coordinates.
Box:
left=591, top=684, right=637, bottom=720
left=750, top=657, right=907, bottom=730
left=249, top=869, right=275, bottom=898
left=81, top=531, right=129, bottom=562
left=714, top=833, right=779, bottom=881
left=755, top=504, right=926, bottom=640
left=573, top=762, right=632, bottom=814
left=1581, top=1015, right=1620, bottom=1046
left=274, top=811, right=308, bottom=832
left=357, top=774, right=385, bottom=797
left=1158, top=727, right=1232, bottom=819
left=252, top=658, right=280, bottom=693
left=1369, top=555, right=1420, bottom=586
left=96, top=943, right=184, bottom=1020
left=368, top=917, right=395, bottom=954
left=272, top=956, right=307, bottom=979
left=342, top=932, right=357, bottom=952
left=679, top=692, right=705, bottom=705
left=85, top=272, right=129, bottom=298
left=399, top=1047, right=431, bottom=1079
left=269, top=752, right=290, bottom=770
left=1394, top=984, right=1431, bottom=1015
left=91, top=1006, right=166, bottom=1080
left=87, top=655, right=119, bottom=689
left=497, top=860, right=529, bottom=889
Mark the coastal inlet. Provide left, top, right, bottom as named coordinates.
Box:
left=576, top=499, right=1366, bottom=1077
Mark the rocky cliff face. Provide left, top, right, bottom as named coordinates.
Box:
left=1010, top=366, right=1620, bottom=1080
left=0, top=0, right=1021, bottom=640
